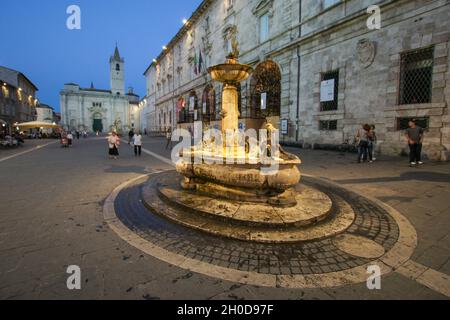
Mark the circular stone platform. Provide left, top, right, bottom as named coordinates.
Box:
left=141, top=171, right=354, bottom=243
left=103, top=171, right=417, bottom=289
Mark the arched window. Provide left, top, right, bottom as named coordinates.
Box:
left=177, top=97, right=187, bottom=124
left=249, top=60, right=281, bottom=118
left=188, top=91, right=198, bottom=123
left=116, top=64, right=120, bottom=71
left=202, top=85, right=216, bottom=123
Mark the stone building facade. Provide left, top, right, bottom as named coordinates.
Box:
left=0, top=66, right=38, bottom=135
left=142, top=0, right=450, bottom=160
left=60, top=46, right=140, bottom=134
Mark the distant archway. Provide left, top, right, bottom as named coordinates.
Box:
left=177, top=97, right=186, bottom=123
left=249, top=60, right=281, bottom=118
left=70, top=119, right=77, bottom=131
left=92, top=113, right=103, bottom=133
left=188, top=91, right=198, bottom=123
left=202, top=85, right=216, bottom=123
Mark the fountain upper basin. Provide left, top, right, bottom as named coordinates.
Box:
left=208, top=58, right=253, bottom=84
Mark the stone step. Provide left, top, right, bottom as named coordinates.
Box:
left=141, top=172, right=355, bottom=244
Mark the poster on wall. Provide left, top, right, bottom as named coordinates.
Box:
left=202, top=102, right=207, bottom=114
left=261, top=92, right=267, bottom=110
left=320, top=79, right=335, bottom=102
left=281, top=119, right=288, bottom=135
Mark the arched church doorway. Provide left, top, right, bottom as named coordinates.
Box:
left=93, top=113, right=103, bottom=133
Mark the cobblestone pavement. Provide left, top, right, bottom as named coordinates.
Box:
left=115, top=174, right=398, bottom=276
left=0, top=136, right=449, bottom=299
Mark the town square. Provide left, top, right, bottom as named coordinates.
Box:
left=0, top=0, right=450, bottom=306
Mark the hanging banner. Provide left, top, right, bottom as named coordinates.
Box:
left=320, top=79, right=335, bottom=102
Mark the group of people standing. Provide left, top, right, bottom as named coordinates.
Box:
left=355, top=124, right=377, bottom=163
left=355, top=119, right=425, bottom=166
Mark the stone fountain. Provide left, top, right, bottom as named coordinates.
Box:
left=141, top=41, right=351, bottom=244
left=176, top=43, right=302, bottom=207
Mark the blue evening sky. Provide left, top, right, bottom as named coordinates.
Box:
left=0, top=0, right=202, bottom=112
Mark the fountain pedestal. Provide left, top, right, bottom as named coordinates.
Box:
left=221, top=84, right=239, bottom=133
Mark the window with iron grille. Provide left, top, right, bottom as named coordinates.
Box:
left=319, top=120, right=338, bottom=131
left=320, top=70, right=339, bottom=111
left=399, top=47, right=434, bottom=105
left=397, top=117, right=429, bottom=131
left=248, top=61, right=281, bottom=119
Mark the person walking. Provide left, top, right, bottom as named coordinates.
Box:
left=368, top=125, right=378, bottom=161
left=355, top=124, right=371, bottom=163
left=165, top=127, right=173, bottom=150
left=405, top=119, right=424, bottom=167
left=128, top=129, right=134, bottom=145
left=67, top=132, right=74, bottom=147
left=108, top=131, right=120, bottom=160
left=133, top=131, right=142, bottom=157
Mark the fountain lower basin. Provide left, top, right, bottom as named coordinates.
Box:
left=176, top=149, right=302, bottom=207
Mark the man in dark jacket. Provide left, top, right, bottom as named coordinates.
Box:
left=405, top=119, right=424, bottom=166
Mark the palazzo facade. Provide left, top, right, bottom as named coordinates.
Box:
left=142, top=0, right=450, bottom=160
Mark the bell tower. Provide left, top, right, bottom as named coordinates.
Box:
left=110, top=45, right=125, bottom=95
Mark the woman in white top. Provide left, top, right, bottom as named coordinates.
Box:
left=133, top=131, right=142, bottom=157
left=108, top=132, right=120, bottom=159
left=67, top=132, right=74, bottom=146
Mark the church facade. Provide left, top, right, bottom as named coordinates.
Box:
left=60, top=46, right=140, bottom=134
